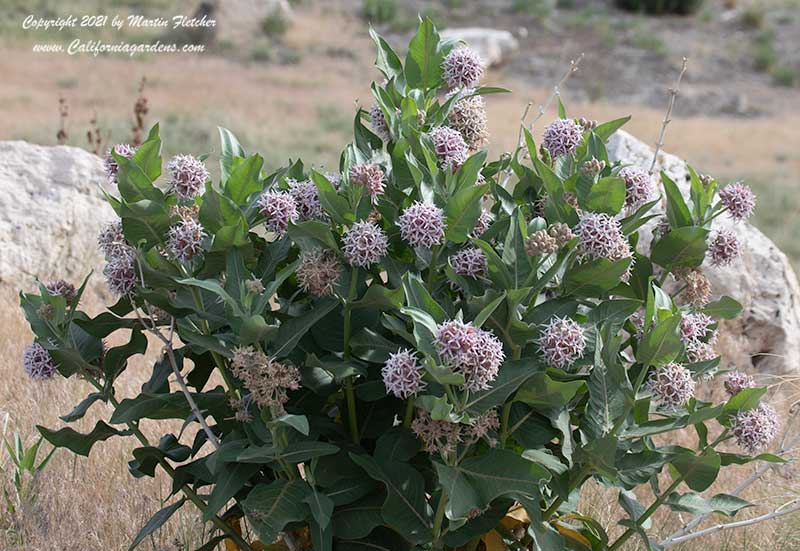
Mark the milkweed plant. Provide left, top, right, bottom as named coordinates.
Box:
left=19, top=18, right=782, bottom=551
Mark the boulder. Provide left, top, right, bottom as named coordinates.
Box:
left=0, top=141, right=114, bottom=302
left=607, top=130, right=800, bottom=375
left=440, top=28, right=519, bottom=68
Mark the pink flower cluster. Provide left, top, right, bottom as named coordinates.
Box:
left=647, top=363, right=695, bottom=411
left=542, top=119, right=583, bottom=158
left=381, top=349, right=426, bottom=399
left=433, top=319, right=505, bottom=391
left=349, top=163, right=386, bottom=199
left=297, top=249, right=341, bottom=297
left=450, top=247, right=488, bottom=279
left=429, top=126, right=468, bottom=170
left=342, top=221, right=388, bottom=267
left=397, top=202, right=446, bottom=248
left=536, top=317, right=586, bottom=370
left=167, top=154, right=209, bottom=201
left=442, top=46, right=483, bottom=89
left=102, top=143, right=137, bottom=185
left=257, top=190, right=299, bottom=236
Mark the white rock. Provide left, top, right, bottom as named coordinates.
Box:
left=607, top=130, right=800, bottom=375
left=0, top=141, right=115, bottom=302
left=440, top=28, right=519, bottom=68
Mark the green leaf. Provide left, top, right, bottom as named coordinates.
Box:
left=516, top=374, right=584, bottom=410
left=445, top=183, right=489, bottom=243
left=287, top=220, right=340, bottom=252
left=435, top=449, right=551, bottom=521
left=651, top=226, right=710, bottom=269
left=665, top=492, right=752, bottom=516
left=332, top=494, right=385, bottom=540
left=129, top=498, right=186, bottom=550
left=464, top=359, right=544, bottom=413
left=721, top=387, right=768, bottom=417
left=238, top=442, right=340, bottom=464
left=672, top=449, right=721, bottom=492
left=370, top=26, right=404, bottom=81
left=110, top=390, right=227, bottom=424
left=563, top=257, right=632, bottom=296
left=594, top=116, right=631, bottom=141
left=311, top=170, right=351, bottom=225
left=401, top=272, right=446, bottom=323
left=204, top=462, right=260, bottom=520
left=636, top=314, right=682, bottom=366
left=37, top=421, right=130, bottom=457
left=274, top=298, right=339, bottom=358
left=703, top=296, right=743, bottom=320
left=661, top=172, right=693, bottom=228
left=218, top=127, right=246, bottom=184
left=243, top=480, right=312, bottom=544
left=305, top=490, right=335, bottom=530
left=404, top=17, right=443, bottom=90
left=177, top=278, right=244, bottom=317
left=59, top=392, right=104, bottom=423
left=585, top=331, right=628, bottom=438
left=472, top=291, right=506, bottom=328
left=223, top=154, right=263, bottom=205
left=583, top=177, right=626, bottom=215
left=349, top=453, right=432, bottom=544
left=352, top=284, right=404, bottom=311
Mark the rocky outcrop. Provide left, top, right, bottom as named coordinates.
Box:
left=608, top=130, right=800, bottom=375
left=0, top=141, right=114, bottom=302
left=440, top=28, right=519, bottom=68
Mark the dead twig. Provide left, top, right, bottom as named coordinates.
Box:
left=649, top=57, right=688, bottom=174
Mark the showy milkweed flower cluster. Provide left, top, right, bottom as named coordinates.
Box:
left=647, top=362, right=696, bottom=411
left=167, top=154, right=209, bottom=201
left=22, top=343, right=57, bottom=380
left=619, top=167, right=654, bottom=210
left=342, top=221, right=388, bottom=267
left=288, top=179, right=326, bottom=221
left=429, top=126, right=468, bottom=170
left=536, top=317, right=586, bottom=370
left=450, top=247, right=488, bottom=278
left=349, top=163, right=386, bottom=199
left=442, top=46, right=483, bottom=89
left=231, top=346, right=300, bottom=415
left=382, top=349, right=426, bottom=399
left=258, top=190, right=299, bottom=236
left=297, top=249, right=341, bottom=297
left=732, top=403, right=779, bottom=453
left=103, top=143, right=137, bottom=185
left=433, top=320, right=504, bottom=391
left=397, top=202, right=446, bottom=248
left=542, top=118, right=583, bottom=158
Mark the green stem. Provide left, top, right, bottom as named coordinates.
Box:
left=499, top=346, right=522, bottom=448
left=607, top=430, right=730, bottom=550
left=426, top=245, right=442, bottom=290
left=432, top=488, right=449, bottom=549
left=90, top=380, right=254, bottom=551
left=403, top=399, right=414, bottom=428
left=499, top=402, right=513, bottom=449
left=542, top=465, right=591, bottom=520
left=188, top=287, right=238, bottom=394
left=343, top=269, right=359, bottom=444
left=607, top=475, right=685, bottom=551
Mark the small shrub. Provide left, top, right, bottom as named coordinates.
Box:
left=615, top=0, right=705, bottom=15
left=261, top=9, right=289, bottom=37
left=772, top=65, right=798, bottom=87
left=753, top=30, right=778, bottom=71
left=739, top=5, right=766, bottom=29
left=18, top=16, right=783, bottom=551
left=362, top=0, right=397, bottom=24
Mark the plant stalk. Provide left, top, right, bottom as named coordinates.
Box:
left=343, top=268, right=359, bottom=444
